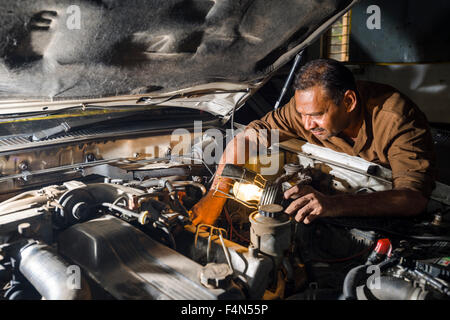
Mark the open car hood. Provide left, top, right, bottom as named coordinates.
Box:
left=0, top=0, right=357, bottom=117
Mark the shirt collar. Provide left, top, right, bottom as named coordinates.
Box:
left=328, top=99, right=372, bottom=156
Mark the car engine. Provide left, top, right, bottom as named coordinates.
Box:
left=0, top=130, right=449, bottom=301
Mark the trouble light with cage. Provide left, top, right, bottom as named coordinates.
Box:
left=213, top=164, right=283, bottom=209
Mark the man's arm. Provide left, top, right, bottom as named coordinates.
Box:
left=284, top=185, right=428, bottom=224
left=191, top=130, right=259, bottom=225
left=191, top=97, right=301, bottom=226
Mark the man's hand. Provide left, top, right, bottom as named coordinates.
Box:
left=190, top=190, right=227, bottom=226
left=284, top=184, right=428, bottom=221
left=284, top=185, right=337, bottom=224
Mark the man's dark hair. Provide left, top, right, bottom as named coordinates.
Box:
left=293, top=58, right=357, bottom=105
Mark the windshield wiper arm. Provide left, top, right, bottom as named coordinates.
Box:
left=32, top=121, right=72, bottom=141
left=31, top=111, right=141, bottom=141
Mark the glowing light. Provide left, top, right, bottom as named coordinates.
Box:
left=232, top=182, right=263, bottom=203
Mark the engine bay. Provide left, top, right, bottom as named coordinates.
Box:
left=0, top=129, right=449, bottom=300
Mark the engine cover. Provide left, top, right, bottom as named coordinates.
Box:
left=57, top=215, right=235, bottom=300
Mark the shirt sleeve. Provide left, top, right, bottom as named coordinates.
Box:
left=245, top=96, right=304, bottom=146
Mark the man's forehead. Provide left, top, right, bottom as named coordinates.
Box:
left=294, top=86, right=330, bottom=114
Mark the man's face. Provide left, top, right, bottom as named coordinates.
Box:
left=294, top=85, right=350, bottom=140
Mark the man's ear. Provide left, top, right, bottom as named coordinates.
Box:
left=343, top=90, right=358, bottom=113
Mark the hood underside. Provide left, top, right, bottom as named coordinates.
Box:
left=0, top=0, right=355, bottom=113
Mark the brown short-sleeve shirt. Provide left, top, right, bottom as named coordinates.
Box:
left=246, top=81, right=436, bottom=197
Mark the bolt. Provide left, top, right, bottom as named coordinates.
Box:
left=18, top=161, right=29, bottom=171
left=86, top=153, right=96, bottom=162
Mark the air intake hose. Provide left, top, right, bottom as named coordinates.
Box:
left=366, top=276, right=428, bottom=300
left=19, top=242, right=91, bottom=300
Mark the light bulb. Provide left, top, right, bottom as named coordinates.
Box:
left=232, top=182, right=263, bottom=203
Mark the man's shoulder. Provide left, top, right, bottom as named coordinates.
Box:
left=357, top=80, right=425, bottom=123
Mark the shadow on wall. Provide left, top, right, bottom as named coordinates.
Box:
left=350, top=62, right=450, bottom=124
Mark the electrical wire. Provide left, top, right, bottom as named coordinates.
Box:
left=223, top=206, right=250, bottom=243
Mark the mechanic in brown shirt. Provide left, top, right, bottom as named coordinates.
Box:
left=191, top=59, right=436, bottom=226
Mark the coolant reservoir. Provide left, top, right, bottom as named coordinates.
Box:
left=249, top=204, right=292, bottom=263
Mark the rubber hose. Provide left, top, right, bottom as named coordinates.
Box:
left=341, top=264, right=370, bottom=300
left=19, top=243, right=91, bottom=300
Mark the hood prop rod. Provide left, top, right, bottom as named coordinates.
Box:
left=273, top=50, right=304, bottom=110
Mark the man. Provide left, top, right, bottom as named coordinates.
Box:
left=191, top=59, right=436, bottom=226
